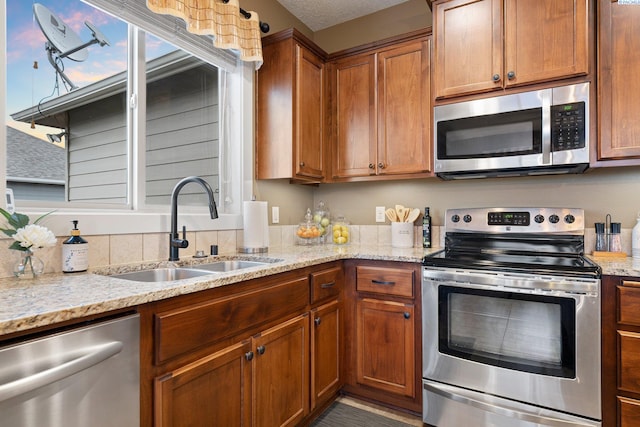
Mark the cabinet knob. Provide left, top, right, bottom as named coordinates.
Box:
left=492, top=74, right=501, bottom=82
left=368, top=163, right=375, bottom=169
left=507, top=71, right=515, bottom=80
left=257, top=345, right=266, bottom=355
left=245, top=351, right=254, bottom=361
left=299, top=162, right=305, bottom=167
left=314, top=317, right=321, bottom=326
left=403, top=312, right=411, bottom=319
left=377, top=162, right=385, bottom=169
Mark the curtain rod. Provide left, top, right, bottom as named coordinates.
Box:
left=221, top=0, right=270, bottom=33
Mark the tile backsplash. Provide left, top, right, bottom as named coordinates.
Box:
left=0, top=224, right=629, bottom=279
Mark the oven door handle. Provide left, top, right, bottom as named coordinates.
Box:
left=423, top=381, right=599, bottom=427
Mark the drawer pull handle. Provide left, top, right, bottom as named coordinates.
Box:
left=245, top=351, right=254, bottom=361
left=372, top=279, right=395, bottom=286
left=315, top=317, right=321, bottom=326
left=320, top=281, right=336, bottom=289
left=257, top=345, right=266, bottom=355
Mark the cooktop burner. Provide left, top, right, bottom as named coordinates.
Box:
left=423, top=207, right=601, bottom=278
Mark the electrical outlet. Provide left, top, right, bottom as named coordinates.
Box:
left=272, top=206, right=280, bottom=224
left=375, top=206, right=386, bottom=223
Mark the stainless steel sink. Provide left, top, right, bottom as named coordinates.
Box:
left=110, top=267, right=215, bottom=282
left=192, top=260, right=269, bottom=272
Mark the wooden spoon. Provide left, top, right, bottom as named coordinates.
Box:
left=406, top=208, right=420, bottom=223
left=385, top=208, right=398, bottom=222
left=395, top=205, right=406, bottom=222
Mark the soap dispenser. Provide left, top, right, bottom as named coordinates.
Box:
left=62, top=220, right=89, bottom=273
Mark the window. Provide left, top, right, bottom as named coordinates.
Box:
left=2, top=0, right=253, bottom=233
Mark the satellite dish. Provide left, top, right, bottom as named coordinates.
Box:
left=33, top=3, right=110, bottom=90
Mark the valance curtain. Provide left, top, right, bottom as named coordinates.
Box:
left=146, top=0, right=263, bottom=69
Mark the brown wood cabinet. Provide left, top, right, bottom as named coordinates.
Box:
left=597, top=0, right=640, bottom=163
left=309, top=266, right=344, bottom=411
left=433, top=0, right=589, bottom=99
left=256, top=29, right=327, bottom=182
left=330, top=34, right=432, bottom=180
left=139, top=263, right=348, bottom=427
left=343, top=260, right=422, bottom=413
left=602, top=276, right=640, bottom=427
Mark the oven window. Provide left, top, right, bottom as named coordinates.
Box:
left=437, top=108, right=542, bottom=159
left=438, top=286, right=575, bottom=378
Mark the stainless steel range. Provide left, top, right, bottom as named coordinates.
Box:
left=422, top=208, right=601, bottom=427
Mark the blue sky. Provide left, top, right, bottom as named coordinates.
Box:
left=6, top=0, right=173, bottom=139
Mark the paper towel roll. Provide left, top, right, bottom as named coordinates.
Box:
left=242, top=201, right=269, bottom=252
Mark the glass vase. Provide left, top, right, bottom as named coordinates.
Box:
left=13, top=249, right=45, bottom=279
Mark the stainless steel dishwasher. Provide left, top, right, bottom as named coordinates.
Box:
left=0, top=313, right=140, bottom=427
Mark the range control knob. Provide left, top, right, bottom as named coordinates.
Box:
left=534, top=214, right=545, bottom=224
left=451, top=214, right=460, bottom=223
left=549, top=214, right=560, bottom=224
left=463, top=214, right=472, bottom=223
left=564, top=214, right=575, bottom=224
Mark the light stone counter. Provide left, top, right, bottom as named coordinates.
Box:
left=590, top=256, right=640, bottom=278
left=0, top=245, right=440, bottom=337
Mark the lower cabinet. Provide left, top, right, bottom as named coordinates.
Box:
left=356, top=298, right=415, bottom=397
left=343, top=260, right=422, bottom=413
left=139, top=262, right=344, bottom=427
left=603, top=276, right=640, bottom=426
left=155, top=340, right=253, bottom=426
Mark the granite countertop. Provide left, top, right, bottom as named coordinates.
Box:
left=0, top=245, right=438, bottom=337
left=2, top=245, right=637, bottom=339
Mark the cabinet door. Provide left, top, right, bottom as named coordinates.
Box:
left=619, top=396, right=640, bottom=427
left=356, top=298, right=415, bottom=397
left=295, top=45, right=325, bottom=180
left=434, top=0, right=503, bottom=98
left=253, top=314, right=309, bottom=427
left=504, top=0, right=588, bottom=87
left=332, top=54, right=377, bottom=178
left=154, top=340, right=252, bottom=427
left=311, top=300, right=342, bottom=410
left=377, top=39, right=431, bottom=175
left=598, top=0, right=640, bottom=160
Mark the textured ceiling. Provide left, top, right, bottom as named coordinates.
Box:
left=276, top=0, right=411, bottom=31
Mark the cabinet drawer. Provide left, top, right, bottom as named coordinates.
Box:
left=619, top=396, right=640, bottom=427
left=619, top=282, right=640, bottom=326
left=356, top=266, right=414, bottom=298
left=155, top=276, right=309, bottom=364
left=619, top=331, right=640, bottom=393
left=311, top=266, right=343, bottom=304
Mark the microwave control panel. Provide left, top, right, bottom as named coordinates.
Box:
left=550, top=101, right=585, bottom=152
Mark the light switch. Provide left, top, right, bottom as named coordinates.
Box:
left=272, top=206, right=279, bottom=224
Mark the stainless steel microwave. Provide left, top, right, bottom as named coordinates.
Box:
left=434, top=82, right=590, bottom=180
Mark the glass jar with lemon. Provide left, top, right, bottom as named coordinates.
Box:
left=332, top=215, right=350, bottom=245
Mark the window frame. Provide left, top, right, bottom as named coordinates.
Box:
left=1, top=0, right=254, bottom=235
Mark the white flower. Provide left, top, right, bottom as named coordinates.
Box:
left=13, top=224, right=57, bottom=250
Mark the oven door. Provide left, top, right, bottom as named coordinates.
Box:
left=422, top=268, right=601, bottom=423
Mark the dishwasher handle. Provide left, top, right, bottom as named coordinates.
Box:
left=0, top=341, right=123, bottom=403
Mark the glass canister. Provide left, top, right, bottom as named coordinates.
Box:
left=313, top=200, right=331, bottom=244
left=296, top=208, right=321, bottom=245
left=332, top=215, right=350, bottom=245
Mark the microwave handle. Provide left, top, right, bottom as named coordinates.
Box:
left=541, top=91, right=552, bottom=165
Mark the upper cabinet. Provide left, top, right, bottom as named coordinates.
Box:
left=433, top=0, right=589, bottom=99
left=597, top=0, right=640, bottom=162
left=256, top=29, right=327, bottom=182
left=330, top=32, right=432, bottom=181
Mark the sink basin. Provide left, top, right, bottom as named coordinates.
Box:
left=111, top=267, right=215, bottom=282
left=193, top=260, right=269, bottom=272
